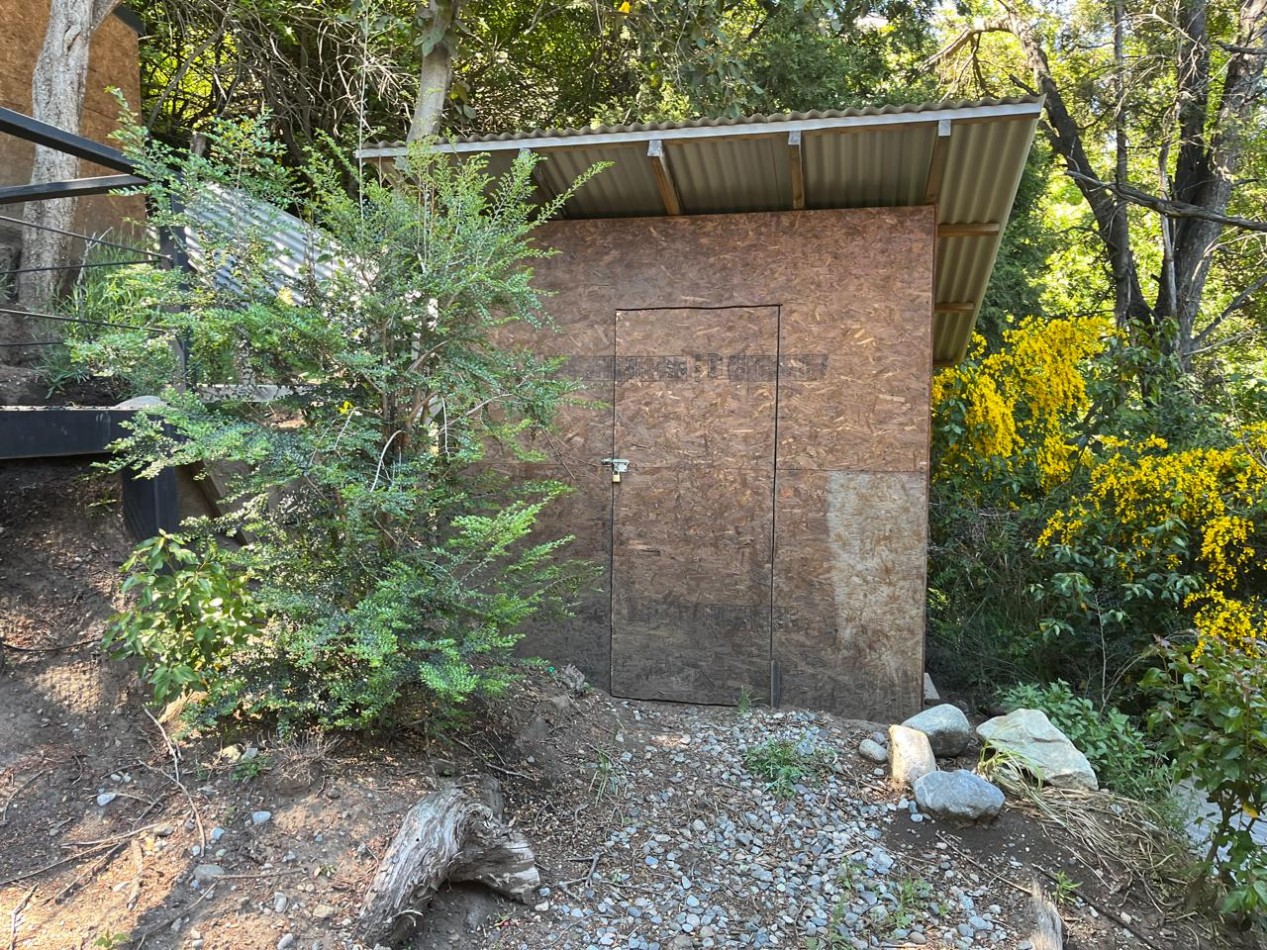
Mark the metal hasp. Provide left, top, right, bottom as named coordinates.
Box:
left=601, top=457, right=630, bottom=483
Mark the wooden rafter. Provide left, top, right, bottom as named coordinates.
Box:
left=647, top=139, right=683, bottom=216
left=923, top=119, right=953, bottom=206
left=788, top=130, right=805, bottom=211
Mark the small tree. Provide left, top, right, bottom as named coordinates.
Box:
left=78, top=113, right=601, bottom=731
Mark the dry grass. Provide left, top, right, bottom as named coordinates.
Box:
left=1014, top=784, right=1205, bottom=933
left=269, top=731, right=342, bottom=794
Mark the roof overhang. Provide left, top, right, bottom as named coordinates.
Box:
left=359, top=97, right=1043, bottom=366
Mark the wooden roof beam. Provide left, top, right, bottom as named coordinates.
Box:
left=934, top=301, right=976, bottom=313
left=519, top=147, right=558, bottom=203
left=788, top=130, right=805, bottom=211
left=938, top=221, right=1001, bottom=237
left=647, top=139, right=683, bottom=216
left=923, top=119, right=952, bottom=205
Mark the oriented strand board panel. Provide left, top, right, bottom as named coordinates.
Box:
left=503, top=461, right=614, bottom=687
left=509, top=207, right=933, bottom=717
left=611, top=467, right=774, bottom=703
left=772, top=470, right=928, bottom=720
left=776, top=298, right=932, bottom=472
left=611, top=307, right=777, bottom=704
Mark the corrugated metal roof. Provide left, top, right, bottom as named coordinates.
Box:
left=359, top=97, right=1043, bottom=365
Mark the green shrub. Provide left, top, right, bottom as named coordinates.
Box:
left=82, top=111, right=602, bottom=732
left=998, top=680, right=1171, bottom=800
left=1143, top=637, right=1267, bottom=916
left=106, top=532, right=260, bottom=705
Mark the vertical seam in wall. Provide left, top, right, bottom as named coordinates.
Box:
left=921, top=205, right=936, bottom=708
left=608, top=311, right=618, bottom=693
left=768, top=304, right=782, bottom=706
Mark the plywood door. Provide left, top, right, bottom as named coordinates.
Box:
left=610, top=307, right=779, bottom=704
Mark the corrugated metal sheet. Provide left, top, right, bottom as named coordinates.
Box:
left=184, top=183, right=343, bottom=295
left=360, top=97, right=1044, bottom=365
left=668, top=136, right=789, bottom=215
left=805, top=124, right=935, bottom=210
left=364, top=97, right=1039, bottom=148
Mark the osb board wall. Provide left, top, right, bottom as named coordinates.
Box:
left=511, top=207, right=933, bottom=721
left=0, top=2, right=144, bottom=246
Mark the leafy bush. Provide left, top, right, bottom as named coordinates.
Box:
left=1143, top=636, right=1267, bottom=916
left=40, top=238, right=179, bottom=399
left=106, top=533, right=260, bottom=705
left=930, top=317, right=1267, bottom=701
left=998, top=680, right=1170, bottom=800
left=85, top=111, right=602, bottom=732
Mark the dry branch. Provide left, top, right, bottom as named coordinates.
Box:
left=357, top=782, right=539, bottom=947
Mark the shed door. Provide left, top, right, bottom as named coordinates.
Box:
left=610, top=307, right=779, bottom=704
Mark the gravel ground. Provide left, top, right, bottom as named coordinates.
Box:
left=493, top=705, right=1035, bottom=950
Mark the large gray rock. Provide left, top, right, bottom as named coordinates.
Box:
left=902, top=703, right=972, bottom=757
left=976, top=708, right=1099, bottom=790
left=913, top=770, right=1005, bottom=822
left=888, top=725, right=936, bottom=788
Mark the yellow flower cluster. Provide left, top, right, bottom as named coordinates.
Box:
left=1041, top=425, right=1267, bottom=651
left=1189, top=590, right=1266, bottom=657
left=933, top=317, right=1110, bottom=487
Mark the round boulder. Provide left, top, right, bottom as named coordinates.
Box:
left=913, top=770, right=1005, bottom=822
left=858, top=738, right=888, bottom=764
left=901, top=703, right=973, bottom=757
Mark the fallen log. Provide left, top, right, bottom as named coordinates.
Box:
left=357, top=782, right=539, bottom=947
left=1029, top=879, right=1065, bottom=950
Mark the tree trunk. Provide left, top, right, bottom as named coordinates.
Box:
left=407, top=0, right=462, bottom=141
left=1170, top=0, right=1267, bottom=367
left=999, top=2, right=1153, bottom=333
left=20, top=0, right=121, bottom=309
left=357, top=782, right=539, bottom=947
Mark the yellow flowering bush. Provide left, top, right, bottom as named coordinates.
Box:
left=930, top=315, right=1267, bottom=693
left=929, top=317, right=1115, bottom=687
left=933, top=316, right=1109, bottom=492
left=1039, top=426, right=1267, bottom=653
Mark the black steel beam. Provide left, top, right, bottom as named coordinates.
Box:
left=0, top=173, right=147, bottom=206
left=0, top=407, right=133, bottom=458
left=0, top=407, right=179, bottom=541
left=0, top=107, right=134, bottom=173
left=121, top=467, right=179, bottom=541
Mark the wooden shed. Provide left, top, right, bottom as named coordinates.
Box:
left=363, top=97, right=1042, bottom=721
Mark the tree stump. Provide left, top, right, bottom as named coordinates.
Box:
left=357, top=782, right=539, bottom=947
